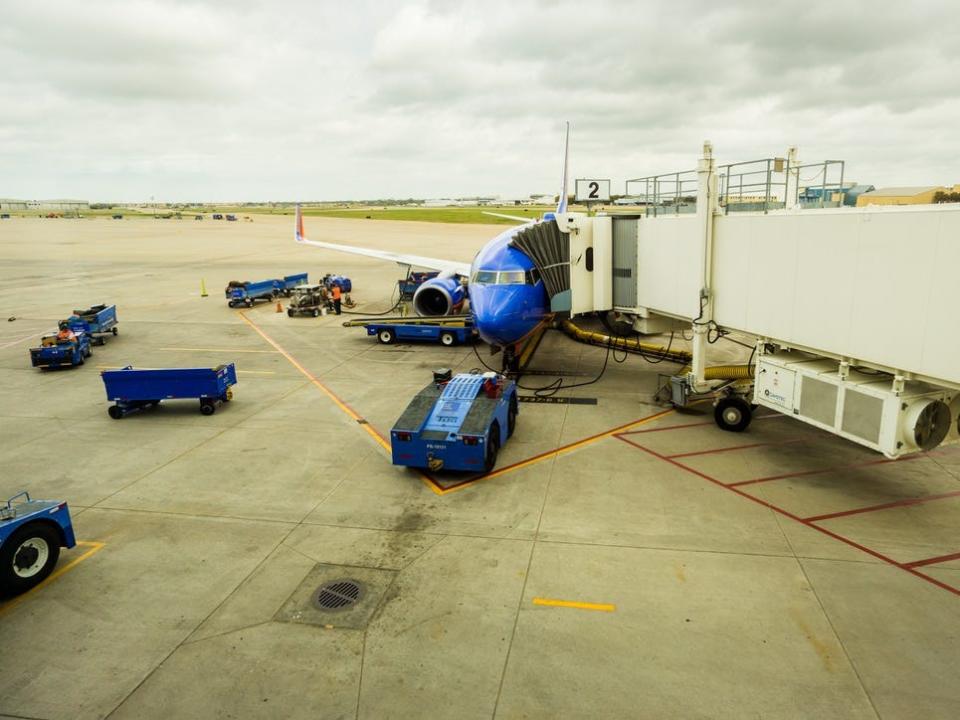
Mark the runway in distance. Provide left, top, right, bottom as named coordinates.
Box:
left=294, top=125, right=574, bottom=349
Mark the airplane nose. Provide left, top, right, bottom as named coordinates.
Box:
left=470, top=286, right=538, bottom=347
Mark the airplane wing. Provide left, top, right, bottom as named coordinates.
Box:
left=294, top=205, right=471, bottom=277
left=481, top=211, right=532, bottom=223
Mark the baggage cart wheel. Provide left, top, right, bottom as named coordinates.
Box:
left=245, top=300, right=253, bottom=308
left=714, top=397, right=752, bottom=433
left=112, top=327, right=118, bottom=335
left=108, top=405, right=124, bottom=419
left=77, top=352, right=84, bottom=366
left=377, top=328, right=396, bottom=344
left=200, top=400, right=216, bottom=416
left=228, top=301, right=236, bottom=308
left=287, top=309, right=294, bottom=317
left=0, top=522, right=61, bottom=597
left=484, top=424, right=500, bottom=473
left=312, top=308, right=320, bottom=317
left=440, top=331, right=456, bottom=347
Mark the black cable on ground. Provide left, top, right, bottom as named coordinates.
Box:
left=339, top=281, right=404, bottom=316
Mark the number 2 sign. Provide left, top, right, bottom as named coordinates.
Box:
left=574, top=179, right=611, bottom=202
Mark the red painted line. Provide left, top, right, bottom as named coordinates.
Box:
left=726, top=453, right=924, bottom=488
left=904, top=551, right=960, bottom=569
left=613, top=434, right=960, bottom=598
left=666, top=437, right=805, bottom=460
left=803, top=490, right=960, bottom=523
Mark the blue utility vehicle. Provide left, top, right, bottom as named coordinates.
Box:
left=1, top=492, right=77, bottom=597
left=68, top=304, right=118, bottom=345
left=29, top=328, right=92, bottom=368
left=391, top=370, right=517, bottom=473
left=366, top=321, right=475, bottom=346
left=225, top=279, right=280, bottom=307
left=322, top=273, right=352, bottom=293
left=101, top=363, right=237, bottom=418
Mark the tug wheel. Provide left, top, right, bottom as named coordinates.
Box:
left=0, top=522, right=61, bottom=597
left=714, top=397, right=752, bottom=433
left=484, top=424, right=500, bottom=473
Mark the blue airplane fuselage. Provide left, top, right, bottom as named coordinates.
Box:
left=467, top=223, right=549, bottom=347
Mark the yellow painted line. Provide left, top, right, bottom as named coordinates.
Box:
left=159, top=347, right=278, bottom=353
left=431, top=407, right=676, bottom=495
left=532, top=597, right=616, bottom=612
left=0, top=541, right=106, bottom=617
left=238, top=311, right=391, bottom=452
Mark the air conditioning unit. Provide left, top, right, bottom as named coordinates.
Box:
left=753, top=352, right=958, bottom=458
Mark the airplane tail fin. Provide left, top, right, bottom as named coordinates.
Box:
left=556, top=121, right=570, bottom=214
left=295, top=203, right=305, bottom=243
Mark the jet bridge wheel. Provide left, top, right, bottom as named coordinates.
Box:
left=714, top=396, right=752, bottom=433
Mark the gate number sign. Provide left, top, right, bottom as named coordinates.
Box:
left=575, top=178, right=611, bottom=202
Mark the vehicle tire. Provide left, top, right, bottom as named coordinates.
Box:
left=149, top=400, right=161, bottom=408
left=714, top=396, right=752, bottom=433
left=108, top=405, right=124, bottom=419
left=112, top=327, right=118, bottom=335
left=378, top=328, right=395, bottom=344
left=507, top=395, right=518, bottom=438
left=0, top=522, right=61, bottom=597
left=312, top=309, right=320, bottom=318
left=483, top=425, right=500, bottom=473
left=86, top=345, right=93, bottom=358
left=245, top=300, right=253, bottom=308
left=439, top=331, right=456, bottom=347
left=228, top=301, right=236, bottom=308
left=77, top=353, right=84, bottom=366
left=200, top=400, right=216, bottom=416
left=287, top=309, right=294, bottom=317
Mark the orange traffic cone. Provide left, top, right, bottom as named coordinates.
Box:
left=276, top=301, right=283, bottom=313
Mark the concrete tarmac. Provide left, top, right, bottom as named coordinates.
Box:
left=1, top=214, right=958, bottom=719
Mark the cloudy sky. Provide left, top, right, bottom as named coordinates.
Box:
left=1, top=0, right=957, bottom=202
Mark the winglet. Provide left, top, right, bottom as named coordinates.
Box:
left=556, top=121, right=570, bottom=214
left=295, top=203, right=305, bottom=243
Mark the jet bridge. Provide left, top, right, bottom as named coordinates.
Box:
left=556, top=143, right=960, bottom=458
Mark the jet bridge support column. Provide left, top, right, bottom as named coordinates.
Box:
left=689, top=141, right=718, bottom=393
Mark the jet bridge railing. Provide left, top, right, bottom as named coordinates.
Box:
left=626, top=157, right=847, bottom=215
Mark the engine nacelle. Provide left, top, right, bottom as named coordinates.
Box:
left=412, top=275, right=465, bottom=316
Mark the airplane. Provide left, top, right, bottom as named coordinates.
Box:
left=294, top=124, right=573, bottom=360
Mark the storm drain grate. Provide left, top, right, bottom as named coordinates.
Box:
left=313, top=579, right=364, bottom=611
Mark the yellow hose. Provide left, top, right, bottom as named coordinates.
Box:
left=561, top=319, right=692, bottom=364
left=678, top=364, right=754, bottom=380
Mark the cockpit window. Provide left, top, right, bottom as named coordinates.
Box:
left=472, top=270, right=498, bottom=285
left=499, top=271, right=526, bottom=285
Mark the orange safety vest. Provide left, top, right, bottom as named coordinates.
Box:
left=331, top=285, right=341, bottom=300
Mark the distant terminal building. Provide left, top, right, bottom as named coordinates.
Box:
left=0, top=198, right=89, bottom=212
left=799, top=183, right=874, bottom=207
left=856, top=185, right=960, bottom=207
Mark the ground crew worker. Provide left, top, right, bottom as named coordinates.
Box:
left=330, top=283, right=342, bottom=315
left=56, top=321, right=75, bottom=342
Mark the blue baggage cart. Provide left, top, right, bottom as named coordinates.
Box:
left=391, top=371, right=517, bottom=473
left=225, top=279, right=280, bottom=307
left=281, top=273, right=309, bottom=296
left=101, top=363, right=238, bottom=418
left=366, top=321, right=476, bottom=346
left=1, top=491, right=77, bottom=597
left=68, top=304, right=118, bottom=345
left=29, top=329, right=92, bottom=368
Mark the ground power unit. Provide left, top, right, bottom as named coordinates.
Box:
left=753, top=351, right=959, bottom=459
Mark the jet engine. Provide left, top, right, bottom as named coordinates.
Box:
left=412, top=275, right=465, bottom=316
